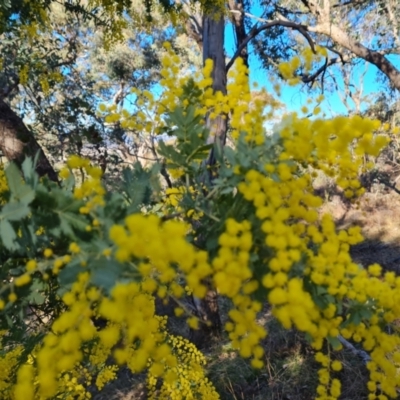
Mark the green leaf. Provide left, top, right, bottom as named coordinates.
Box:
left=22, top=155, right=39, bottom=187
left=1, top=202, right=30, bottom=221
left=4, top=163, right=21, bottom=194
left=58, top=260, right=83, bottom=288
left=90, top=259, right=121, bottom=292
left=5, top=314, right=14, bottom=328
left=0, top=219, right=18, bottom=250
left=158, top=140, right=185, bottom=165
left=28, top=290, right=46, bottom=305
left=34, top=187, right=57, bottom=209
left=224, top=147, right=236, bottom=165
left=206, top=235, right=219, bottom=252
left=186, top=144, right=213, bottom=163
left=327, top=336, right=342, bottom=350
left=5, top=163, right=35, bottom=204
left=9, top=267, right=24, bottom=276
left=348, top=310, right=362, bottom=326
left=57, top=210, right=88, bottom=238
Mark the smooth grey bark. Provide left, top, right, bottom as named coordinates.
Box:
left=203, top=13, right=228, bottom=148
left=189, top=12, right=228, bottom=346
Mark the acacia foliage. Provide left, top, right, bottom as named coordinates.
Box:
left=0, top=43, right=399, bottom=400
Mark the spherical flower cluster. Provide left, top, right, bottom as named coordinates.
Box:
left=109, top=214, right=212, bottom=298
left=278, top=45, right=329, bottom=85
left=86, top=0, right=127, bottom=47
left=100, top=42, right=193, bottom=135
left=279, top=113, right=387, bottom=197
left=27, top=272, right=96, bottom=398
left=147, top=335, right=219, bottom=400
left=63, top=155, right=105, bottom=211
left=14, top=364, right=35, bottom=400
left=98, top=283, right=170, bottom=372
left=0, top=334, right=23, bottom=398
left=59, top=372, right=91, bottom=400
left=164, top=186, right=203, bottom=220
left=14, top=274, right=192, bottom=399
left=18, top=65, right=30, bottom=86
left=237, top=126, right=399, bottom=397
left=227, top=58, right=271, bottom=144
left=4, top=37, right=400, bottom=400
left=213, top=218, right=253, bottom=296
left=98, top=49, right=274, bottom=149
left=213, top=218, right=266, bottom=367
left=95, top=365, right=118, bottom=390
left=314, top=352, right=342, bottom=399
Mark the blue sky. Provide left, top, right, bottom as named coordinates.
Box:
left=224, top=12, right=400, bottom=118
left=114, top=6, right=400, bottom=127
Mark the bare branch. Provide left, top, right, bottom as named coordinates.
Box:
left=226, top=19, right=316, bottom=72
left=113, top=82, right=125, bottom=105
left=379, top=48, right=400, bottom=56
left=308, top=24, right=400, bottom=90
left=338, top=335, right=371, bottom=364
left=332, top=0, right=370, bottom=8
left=300, top=56, right=344, bottom=86
left=275, top=5, right=309, bottom=16
left=229, top=9, right=269, bottom=23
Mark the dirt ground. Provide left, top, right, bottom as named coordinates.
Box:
left=320, top=187, right=400, bottom=273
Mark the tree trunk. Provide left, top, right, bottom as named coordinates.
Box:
left=228, top=0, right=249, bottom=69
left=0, top=98, right=58, bottom=182
left=189, top=12, right=228, bottom=347
left=203, top=13, right=228, bottom=169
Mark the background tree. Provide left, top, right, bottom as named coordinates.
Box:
left=253, top=0, right=400, bottom=92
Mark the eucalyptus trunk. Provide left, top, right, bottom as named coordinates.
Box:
left=190, top=11, right=227, bottom=348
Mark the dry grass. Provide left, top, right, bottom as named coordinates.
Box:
left=91, top=370, right=147, bottom=400
left=91, top=290, right=372, bottom=400
left=205, top=307, right=369, bottom=400
left=316, top=181, right=400, bottom=273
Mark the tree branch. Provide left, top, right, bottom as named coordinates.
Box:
left=229, top=9, right=269, bottom=23
left=338, top=335, right=371, bottom=364
left=301, top=57, right=334, bottom=83
left=384, top=0, right=400, bottom=50
left=300, top=0, right=320, bottom=16
left=308, top=24, right=400, bottom=90
left=226, top=19, right=316, bottom=72
left=332, top=0, right=370, bottom=8
left=275, top=5, right=309, bottom=16
left=228, top=0, right=249, bottom=68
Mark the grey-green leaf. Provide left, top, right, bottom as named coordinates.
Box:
left=0, top=219, right=18, bottom=250
left=1, top=202, right=30, bottom=221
